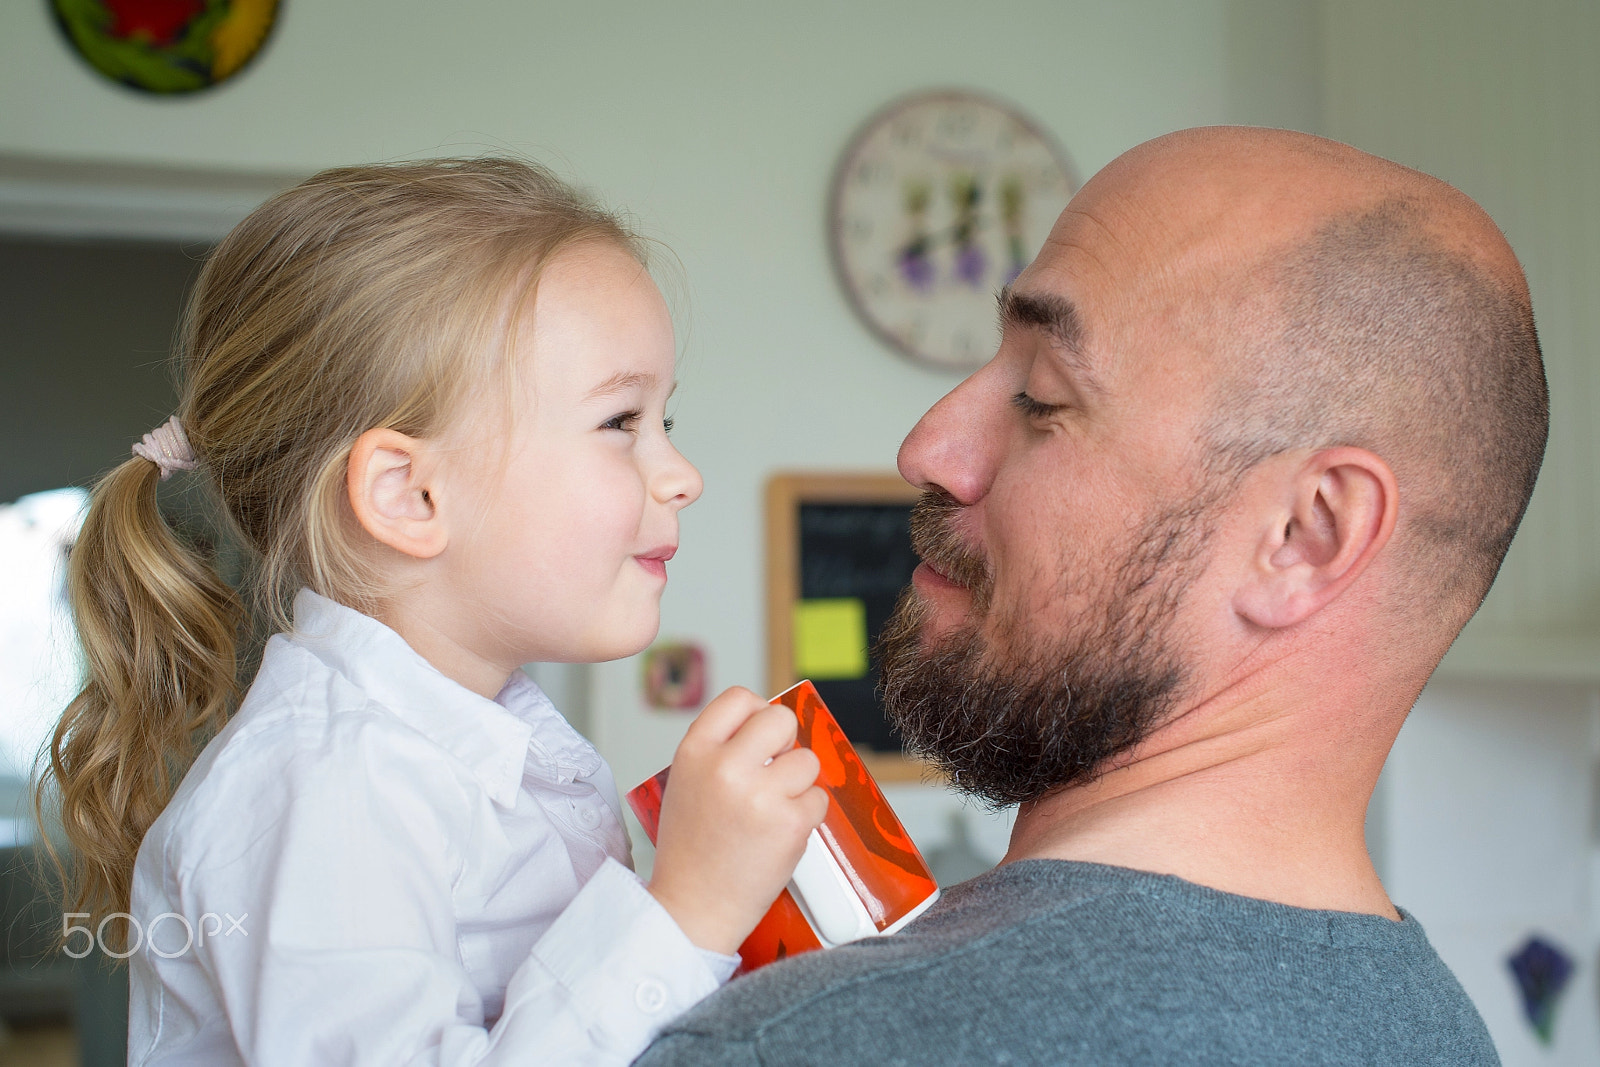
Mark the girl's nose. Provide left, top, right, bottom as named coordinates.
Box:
left=653, top=441, right=703, bottom=508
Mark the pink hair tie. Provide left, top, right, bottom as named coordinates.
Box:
left=132, top=417, right=200, bottom=481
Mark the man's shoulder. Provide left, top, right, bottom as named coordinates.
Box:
left=638, top=861, right=1091, bottom=1065
left=640, top=861, right=1180, bottom=1064
left=639, top=860, right=1499, bottom=1067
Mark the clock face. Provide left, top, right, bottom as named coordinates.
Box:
left=829, top=91, right=1078, bottom=371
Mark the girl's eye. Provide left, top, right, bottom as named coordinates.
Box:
left=1011, top=391, right=1062, bottom=420
left=599, top=411, right=675, bottom=435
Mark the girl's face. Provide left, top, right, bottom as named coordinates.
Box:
left=444, top=240, right=702, bottom=668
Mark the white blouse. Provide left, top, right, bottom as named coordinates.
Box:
left=127, top=590, right=733, bottom=1065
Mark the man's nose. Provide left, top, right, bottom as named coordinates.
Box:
left=897, top=362, right=1005, bottom=506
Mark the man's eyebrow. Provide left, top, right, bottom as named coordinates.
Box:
left=585, top=371, right=657, bottom=400
left=998, top=286, right=1099, bottom=388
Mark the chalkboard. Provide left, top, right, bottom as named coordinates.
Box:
left=765, top=473, right=925, bottom=779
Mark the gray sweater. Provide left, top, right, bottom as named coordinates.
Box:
left=636, top=860, right=1498, bottom=1065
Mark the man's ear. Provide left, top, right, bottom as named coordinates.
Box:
left=346, top=428, right=448, bottom=559
left=1233, top=447, right=1398, bottom=629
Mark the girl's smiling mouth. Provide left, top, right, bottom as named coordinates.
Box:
left=635, top=545, right=676, bottom=578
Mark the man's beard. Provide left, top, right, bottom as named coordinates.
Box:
left=879, top=491, right=1216, bottom=807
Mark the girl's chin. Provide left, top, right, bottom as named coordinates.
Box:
left=521, top=603, right=661, bottom=664
left=607, top=621, right=661, bottom=662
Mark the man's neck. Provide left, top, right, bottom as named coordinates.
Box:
left=1001, top=668, right=1410, bottom=920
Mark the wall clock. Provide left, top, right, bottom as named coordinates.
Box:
left=828, top=90, right=1079, bottom=372
left=51, top=0, right=281, bottom=95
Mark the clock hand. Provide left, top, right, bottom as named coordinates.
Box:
left=897, top=216, right=993, bottom=260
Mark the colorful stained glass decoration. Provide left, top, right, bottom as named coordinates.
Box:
left=1506, top=934, right=1574, bottom=1046
left=50, top=0, right=281, bottom=95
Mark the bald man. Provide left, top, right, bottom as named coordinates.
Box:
left=638, top=128, right=1543, bottom=1065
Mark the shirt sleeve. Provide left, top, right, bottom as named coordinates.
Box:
left=457, top=859, right=726, bottom=1062
left=165, top=723, right=730, bottom=1066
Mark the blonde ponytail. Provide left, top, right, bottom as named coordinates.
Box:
left=33, top=157, right=640, bottom=950
left=41, top=454, right=242, bottom=946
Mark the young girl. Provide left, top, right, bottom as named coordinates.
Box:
left=40, top=159, right=828, bottom=1064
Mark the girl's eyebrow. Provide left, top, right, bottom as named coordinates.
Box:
left=585, top=371, right=656, bottom=399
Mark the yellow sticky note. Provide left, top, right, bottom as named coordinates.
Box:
left=793, top=598, right=869, bottom=680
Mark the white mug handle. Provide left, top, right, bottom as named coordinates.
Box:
left=787, top=829, right=879, bottom=947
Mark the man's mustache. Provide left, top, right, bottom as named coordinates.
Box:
left=908, top=491, right=993, bottom=608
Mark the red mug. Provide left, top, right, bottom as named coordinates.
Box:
left=627, top=680, right=940, bottom=974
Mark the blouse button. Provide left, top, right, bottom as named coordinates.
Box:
left=635, top=978, right=668, bottom=1014
left=576, top=805, right=601, bottom=830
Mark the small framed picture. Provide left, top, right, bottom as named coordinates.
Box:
left=641, top=642, right=707, bottom=710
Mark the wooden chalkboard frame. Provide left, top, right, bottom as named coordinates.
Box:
left=764, top=472, right=933, bottom=784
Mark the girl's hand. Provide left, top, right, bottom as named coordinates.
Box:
left=646, top=687, right=828, bottom=956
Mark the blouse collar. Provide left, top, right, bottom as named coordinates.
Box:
left=286, top=589, right=599, bottom=808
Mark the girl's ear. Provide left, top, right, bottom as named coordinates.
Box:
left=1233, top=447, right=1398, bottom=629
left=346, top=428, right=448, bottom=559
